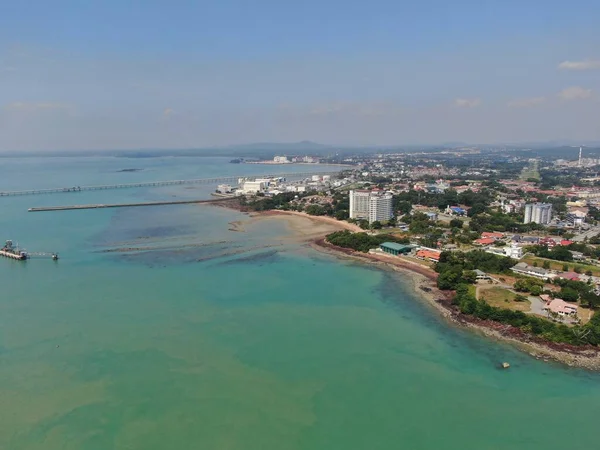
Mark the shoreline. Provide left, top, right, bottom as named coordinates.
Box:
left=216, top=206, right=600, bottom=370
left=311, top=238, right=600, bottom=370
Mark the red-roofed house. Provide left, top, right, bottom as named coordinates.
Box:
left=481, top=232, right=504, bottom=239
left=558, top=272, right=580, bottom=281
left=543, top=299, right=578, bottom=317
left=560, top=240, right=574, bottom=246
left=474, top=238, right=496, bottom=246
left=539, top=237, right=557, bottom=248
left=415, top=249, right=441, bottom=262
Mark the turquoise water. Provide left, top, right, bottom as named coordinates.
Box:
left=1, top=157, right=600, bottom=449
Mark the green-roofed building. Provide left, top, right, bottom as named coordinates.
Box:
left=379, top=242, right=416, bottom=256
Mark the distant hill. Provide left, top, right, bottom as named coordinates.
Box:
left=226, top=141, right=330, bottom=151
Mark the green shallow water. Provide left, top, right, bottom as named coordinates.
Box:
left=1, top=157, right=600, bottom=449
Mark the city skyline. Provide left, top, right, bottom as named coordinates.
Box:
left=1, top=0, right=599, bottom=151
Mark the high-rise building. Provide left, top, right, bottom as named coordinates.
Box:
left=350, top=190, right=393, bottom=223
left=523, top=203, right=553, bottom=224
left=368, top=193, right=393, bottom=223
left=349, top=190, right=371, bottom=220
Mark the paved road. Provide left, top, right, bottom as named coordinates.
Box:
left=527, top=296, right=546, bottom=316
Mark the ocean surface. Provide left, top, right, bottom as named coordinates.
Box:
left=1, top=156, right=600, bottom=450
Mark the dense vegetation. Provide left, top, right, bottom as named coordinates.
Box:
left=528, top=245, right=573, bottom=261
left=434, top=250, right=516, bottom=290
left=325, top=230, right=409, bottom=253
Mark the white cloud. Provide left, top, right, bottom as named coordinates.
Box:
left=558, top=86, right=593, bottom=101
left=454, top=98, right=481, bottom=108
left=558, top=60, right=600, bottom=71
left=507, top=97, right=546, bottom=108
left=4, top=102, right=73, bottom=112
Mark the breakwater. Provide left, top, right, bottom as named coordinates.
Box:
left=28, top=198, right=236, bottom=212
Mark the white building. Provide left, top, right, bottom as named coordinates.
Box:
left=369, top=193, right=393, bottom=223
left=349, top=190, right=393, bottom=223
left=504, top=244, right=523, bottom=259
left=240, top=181, right=267, bottom=194
left=566, top=210, right=587, bottom=226
left=217, top=184, right=233, bottom=193
left=523, top=203, right=553, bottom=224
left=349, top=190, right=371, bottom=220
left=273, top=156, right=290, bottom=163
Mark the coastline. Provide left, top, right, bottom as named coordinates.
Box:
left=220, top=207, right=600, bottom=370
left=311, top=238, right=600, bottom=370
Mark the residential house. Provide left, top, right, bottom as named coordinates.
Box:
left=543, top=299, right=578, bottom=318
left=474, top=238, right=496, bottom=246
left=415, top=249, right=442, bottom=262
left=511, top=262, right=554, bottom=280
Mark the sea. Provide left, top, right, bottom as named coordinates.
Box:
left=1, top=156, right=600, bottom=450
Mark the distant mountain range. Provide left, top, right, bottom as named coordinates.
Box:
left=225, top=140, right=331, bottom=151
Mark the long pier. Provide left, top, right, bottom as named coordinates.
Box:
left=28, top=197, right=237, bottom=212
left=1, top=171, right=341, bottom=197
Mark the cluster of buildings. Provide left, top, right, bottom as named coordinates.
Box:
left=271, top=155, right=321, bottom=164
left=217, top=174, right=346, bottom=196
left=349, top=190, right=394, bottom=224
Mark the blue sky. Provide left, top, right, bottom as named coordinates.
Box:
left=1, top=0, right=599, bottom=150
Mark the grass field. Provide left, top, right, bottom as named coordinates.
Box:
left=522, top=255, right=600, bottom=277
left=519, top=160, right=540, bottom=180
left=477, top=286, right=531, bottom=312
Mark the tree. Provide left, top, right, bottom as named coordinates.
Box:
left=462, top=270, right=478, bottom=284
left=437, top=267, right=463, bottom=290
left=396, top=201, right=412, bottom=215
left=560, top=287, right=579, bottom=302
left=467, top=203, right=486, bottom=217
left=305, top=204, right=325, bottom=216
left=335, top=210, right=349, bottom=220
left=387, top=217, right=397, bottom=227
left=573, top=266, right=583, bottom=274
left=371, top=221, right=383, bottom=230
left=543, top=261, right=551, bottom=269
left=533, top=261, right=538, bottom=267
left=586, top=270, right=593, bottom=276
left=449, top=219, right=463, bottom=229
left=514, top=294, right=528, bottom=302
left=358, top=220, right=369, bottom=230
left=562, top=264, right=569, bottom=272
left=530, top=285, right=542, bottom=296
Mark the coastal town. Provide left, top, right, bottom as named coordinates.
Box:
left=217, top=147, right=600, bottom=364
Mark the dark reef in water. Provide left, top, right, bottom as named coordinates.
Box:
left=117, top=168, right=143, bottom=172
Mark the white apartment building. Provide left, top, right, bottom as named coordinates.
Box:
left=349, top=190, right=371, bottom=220
left=350, top=190, right=393, bottom=223
left=273, top=156, right=290, bottom=163
left=369, top=193, right=393, bottom=223
left=523, top=203, right=553, bottom=225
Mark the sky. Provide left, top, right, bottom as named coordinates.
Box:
left=1, top=0, right=599, bottom=151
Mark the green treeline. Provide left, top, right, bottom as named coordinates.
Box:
left=325, top=230, right=409, bottom=253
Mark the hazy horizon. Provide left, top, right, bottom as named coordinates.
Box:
left=1, top=0, right=599, bottom=152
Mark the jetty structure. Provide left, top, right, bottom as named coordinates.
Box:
left=0, top=240, right=59, bottom=261
left=1, top=240, right=28, bottom=260
left=0, top=171, right=341, bottom=197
